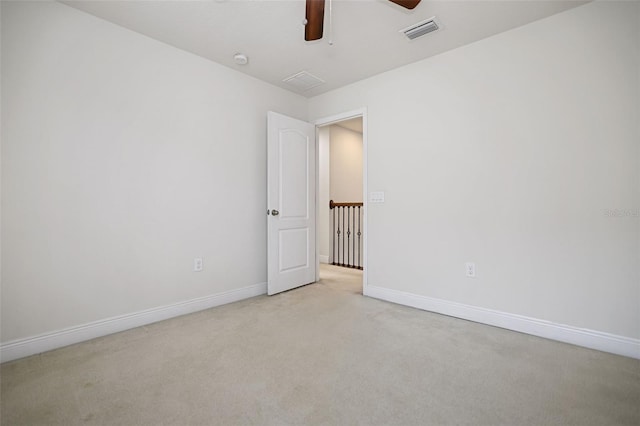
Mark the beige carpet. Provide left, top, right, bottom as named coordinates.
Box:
left=2, top=264, right=639, bottom=425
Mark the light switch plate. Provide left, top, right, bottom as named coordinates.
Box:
left=370, top=192, right=385, bottom=203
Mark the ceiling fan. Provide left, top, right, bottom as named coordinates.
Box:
left=304, top=0, right=421, bottom=41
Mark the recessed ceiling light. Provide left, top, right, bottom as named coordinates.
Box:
left=233, top=53, right=248, bottom=65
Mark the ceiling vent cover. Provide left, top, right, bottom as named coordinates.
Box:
left=283, top=71, right=325, bottom=92
left=401, top=17, right=440, bottom=40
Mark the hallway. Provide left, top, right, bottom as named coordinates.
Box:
left=318, top=263, right=363, bottom=295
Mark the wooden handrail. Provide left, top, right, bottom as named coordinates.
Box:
left=330, top=200, right=363, bottom=209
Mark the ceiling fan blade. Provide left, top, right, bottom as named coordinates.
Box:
left=305, top=0, right=325, bottom=41
left=388, top=0, right=421, bottom=10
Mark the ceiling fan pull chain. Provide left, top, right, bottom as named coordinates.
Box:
left=328, top=0, right=333, bottom=45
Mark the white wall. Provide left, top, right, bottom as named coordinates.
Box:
left=309, top=1, right=640, bottom=341
left=1, top=1, right=307, bottom=343
left=329, top=125, right=363, bottom=203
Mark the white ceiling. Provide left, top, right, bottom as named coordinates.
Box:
left=63, top=0, right=587, bottom=97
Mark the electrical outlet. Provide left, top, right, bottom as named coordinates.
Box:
left=194, top=258, right=203, bottom=272
left=465, top=262, right=476, bottom=278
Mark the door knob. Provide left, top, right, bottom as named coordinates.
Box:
left=271, top=209, right=280, bottom=216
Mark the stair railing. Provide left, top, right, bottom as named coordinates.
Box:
left=329, top=200, right=363, bottom=270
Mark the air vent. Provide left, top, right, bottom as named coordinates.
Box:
left=282, top=71, right=325, bottom=92
left=401, top=17, right=440, bottom=40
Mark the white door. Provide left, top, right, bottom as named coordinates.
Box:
left=267, top=111, right=316, bottom=295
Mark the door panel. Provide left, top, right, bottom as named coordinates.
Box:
left=280, top=132, right=309, bottom=219
left=279, top=228, right=309, bottom=272
left=267, top=112, right=316, bottom=295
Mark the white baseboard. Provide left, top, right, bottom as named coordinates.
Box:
left=319, top=255, right=330, bottom=264
left=1, top=282, right=267, bottom=363
left=365, top=285, right=640, bottom=359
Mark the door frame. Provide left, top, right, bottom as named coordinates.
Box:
left=314, top=108, right=368, bottom=291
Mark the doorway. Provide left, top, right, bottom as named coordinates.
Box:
left=316, top=110, right=366, bottom=292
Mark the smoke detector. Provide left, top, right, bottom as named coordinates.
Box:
left=400, top=16, right=441, bottom=40
left=233, top=53, right=248, bottom=65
